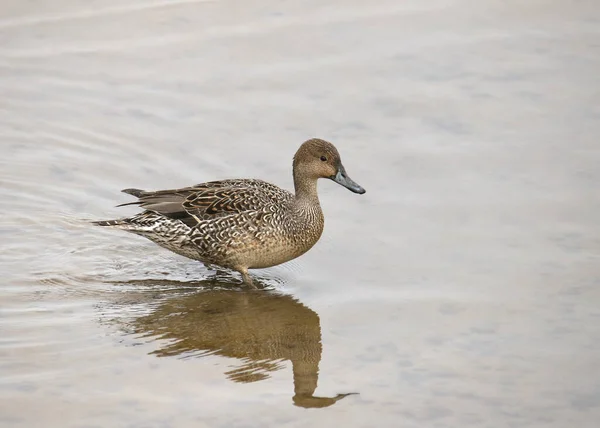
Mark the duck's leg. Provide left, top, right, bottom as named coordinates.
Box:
left=238, top=267, right=258, bottom=289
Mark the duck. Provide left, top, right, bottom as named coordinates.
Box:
left=94, top=138, right=365, bottom=287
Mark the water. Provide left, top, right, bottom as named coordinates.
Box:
left=1, top=0, right=600, bottom=426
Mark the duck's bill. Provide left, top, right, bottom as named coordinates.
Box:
left=332, top=165, right=366, bottom=194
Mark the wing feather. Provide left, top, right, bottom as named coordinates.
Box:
left=119, top=179, right=292, bottom=227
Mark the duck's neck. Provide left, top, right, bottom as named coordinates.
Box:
left=292, top=172, right=325, bottom=245
left=293, top=172, right=320, bottom=206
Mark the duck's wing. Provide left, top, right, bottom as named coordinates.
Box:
left=183, top=179, right=292, bottom=220
left=119, top=179, right=292, bottom=227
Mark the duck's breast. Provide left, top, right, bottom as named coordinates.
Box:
left=241, top=205, right=324, bottom=269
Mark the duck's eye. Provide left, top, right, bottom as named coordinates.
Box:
left=320, top=156, right=327, bottom=162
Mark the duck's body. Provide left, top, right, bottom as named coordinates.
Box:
left=95, top=139, right=365, bottom=287
left=100, top=179, right=324, bottom=272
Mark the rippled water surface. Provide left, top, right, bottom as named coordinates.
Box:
left=2, top=0, right=600, bottom=427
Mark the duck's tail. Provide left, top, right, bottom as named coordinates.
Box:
left=93, top=213, right=154, bottom=230
left=92, top=188, right=148, bottom=228
left=121, top=188, right=145, bottom=197
left=92, top=218, right=130, bottom=227
left=92, top=211, right=172, bottom=234
left=92, top=211, right=200, bottom=260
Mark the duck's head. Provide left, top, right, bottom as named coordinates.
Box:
left=293, top=138, right=366, bottom=194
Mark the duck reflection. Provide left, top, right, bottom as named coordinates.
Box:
left=128, top=280, right=355, bottom=408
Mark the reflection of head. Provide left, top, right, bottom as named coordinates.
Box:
left=293, top=393, right=358, bottom=409
left=129, top=286, right=355, bottom=408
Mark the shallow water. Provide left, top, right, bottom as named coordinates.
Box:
left=1, top=0, right=600, bottom=426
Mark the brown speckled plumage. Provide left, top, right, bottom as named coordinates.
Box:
left=94, top=138, right=365, bottom=287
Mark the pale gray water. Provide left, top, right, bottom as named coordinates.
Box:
left=1, top=0, right=600, bottom=427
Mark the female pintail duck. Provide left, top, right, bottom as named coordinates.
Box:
left=94, top=138, right=365, bottom=287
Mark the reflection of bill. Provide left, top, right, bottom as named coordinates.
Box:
left=128, top=284, right=357, bottom=408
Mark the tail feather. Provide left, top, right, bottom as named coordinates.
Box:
left=115, top=188, right=146, bottom=207
left=121, top=188, right=145, bottom=197
left=92, top=212, right=199, bottom=259
left=92, top=212, right=164, bottom=231
left=92, top=219, right=129, bottom=227
left=116, top=201, right=141, bottom=207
